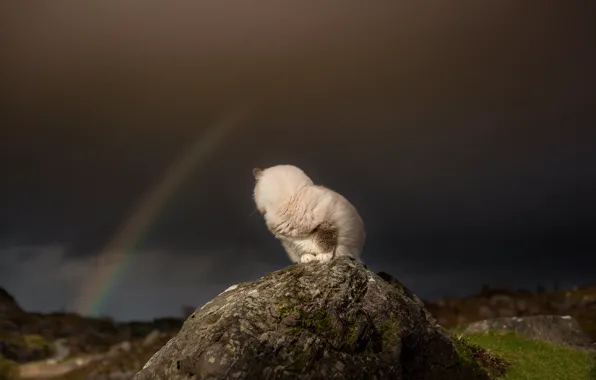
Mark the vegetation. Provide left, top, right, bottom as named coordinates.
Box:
left=379, top=315, right=400, bottom=351
left=452, top=334, right=509, bottom=378
left=458, top=331, right=596, bottom=380
left=0, top=354, right=19, bottom=380
left=278, top=304, right=337, bottom=338
left=426, top=284, right=596, bottom=343
left=0, top=332, right=55, bottom=363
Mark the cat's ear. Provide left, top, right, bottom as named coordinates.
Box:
left=252, top=168, right=263, bottom=180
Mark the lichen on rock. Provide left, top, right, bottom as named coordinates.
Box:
left=134, top=256, right=492, bottom=380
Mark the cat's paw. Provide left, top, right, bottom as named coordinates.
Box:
left=300, top=254, right=316, bottom=263
left=315, top=253, right=334, bottom=263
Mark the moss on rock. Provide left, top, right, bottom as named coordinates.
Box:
left=379, top=315, right=400, bottom=351
left=278, top=304, right=337, bottom=338
left=452, top=333, right=509, bottom=379
left=345, top=320, right=359, bottom=347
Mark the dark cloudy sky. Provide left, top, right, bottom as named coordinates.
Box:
left=1, top=1, right=595, bottom=321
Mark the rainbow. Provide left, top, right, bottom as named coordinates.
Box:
left=71, top=110, right=250, bottom=317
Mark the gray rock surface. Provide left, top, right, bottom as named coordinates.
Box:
left=142, top=330, right=161, bottom=347
left=134, top=257, right=490, bottom=380
left=464, top=315, right=596, bottom=350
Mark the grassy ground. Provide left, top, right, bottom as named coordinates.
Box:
left=460, top=331, right=596, bottom=380
left=4, top=330, right=595, bottom=379
left=0, top=355, right=20, bottom=380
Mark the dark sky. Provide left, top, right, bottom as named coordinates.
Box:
left=1, top=1, right=595, bottom=321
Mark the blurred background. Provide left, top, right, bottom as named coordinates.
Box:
left=1, top=1, right=595, bottom=321
left=1, top=2, right=595, bottom=378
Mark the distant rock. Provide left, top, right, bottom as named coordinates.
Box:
left=107, top=340, right=132, bottom=357
left=135, top=257, right=491, bottom=380
left=424, top=284, right=596, bottom=342
left=142, top=330, right=160, bottom=347
left=464, top=315, right=596, bottom=350
left=0, top=287, right=24, bottom=317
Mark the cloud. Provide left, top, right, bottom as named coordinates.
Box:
left=1, top=241, right=594, bottom=321
left=0, top=244, right=282, bottom=321
left=0, top=245, right=88, bottom=312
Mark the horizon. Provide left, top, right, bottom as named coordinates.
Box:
left=1, top=267, right=591, bottom=323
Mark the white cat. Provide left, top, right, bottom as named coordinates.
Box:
left=252, top=165, right=366, bottom=264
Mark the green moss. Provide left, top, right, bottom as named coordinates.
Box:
left=278, top=304, right=295, bottom=319
left=0, top=354, right=19, bottom=380
left=345, top=321, right=359, bottom=346
left=0, top=332, right=54, bottom=362
left=464, top=331, right=596, bottom=380
left=379, top=315, right=400, bottom=351
left=277, top=304, right=337, bottom=338
left=310, top=309, right=335, bottom=336
left=23, top=334, right=53, bottom=354
left=451, top=334, right=507, bottom=378
left=452, top=334, right=475, bottom=365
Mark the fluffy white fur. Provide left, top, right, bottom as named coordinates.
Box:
left=253, top=165, right=366, bottom=263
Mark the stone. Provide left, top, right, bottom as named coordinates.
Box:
left=463, top=315, right=596, bottom=350
left=496, top=308, right=516, bottom=318
left=477, top=306, right=495, bottom=319
left=375, top=271, right=438, bottom=326
left=0, top=287, right=24, bottom=318
left=107, top=340, right=132, bottom=357
left=515, top=299, right=527, bottom=312
left=142, top=330, right=161, bottom=347
left=134, top=257, right=491, bottom=380
left=488, top=295, right=513, bottom=308
left=456, top=315, right=468, bottom=325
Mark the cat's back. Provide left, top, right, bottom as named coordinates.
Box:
left=312, top=185, right=364, bottom=228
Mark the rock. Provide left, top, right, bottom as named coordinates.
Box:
left=496, top=308, right=516, bottom=318
left=376, top=271, right=438, bottom=326
left=463, top=315, right=596, bottom=350
left=134, top=257, right=491, bottom=380
left=0, top=287, right=24, bottom=318
left=488, top=295, right=513, bottom=308
left=527, top=303, right=541, bottom=315
left=107, top=341, right=132, bottom=357
left=109, top=370, right=136, bottom=379
left=477, top=306, right=495, bottom=319
left=581, top=294, right=596, bottom=309
left=515, top=299, right=527, bottom=312
left=142, top=330, right=160, bottom=347
left=88, top=369, right=137, bottom=380
left=456, top=315, right=469, bottom=325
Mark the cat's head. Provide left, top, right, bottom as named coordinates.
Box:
left=252, top=165, right=314, bottom=215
